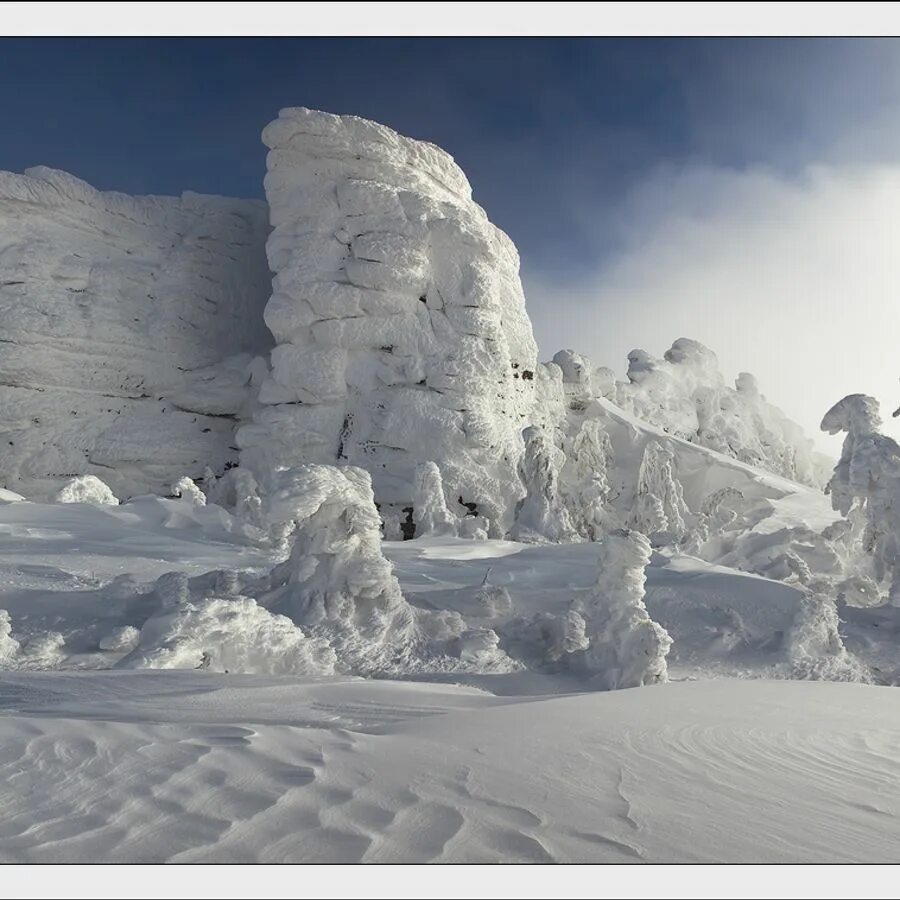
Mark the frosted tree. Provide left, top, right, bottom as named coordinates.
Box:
left=821, top=394, right=900, bottom=605
left=788, top=574, right=870, bottom=683
left=576, top=528, right=671, bottom=689
left=629, top=439, right=689, bottom=543
left=412, top=461, right=459, bottom=538
left=565, top=418, right=618, bottom=540
left=511, top=425, right=577, bottom=543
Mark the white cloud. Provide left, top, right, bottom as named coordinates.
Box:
left=524, top=161, right=900, bottom=454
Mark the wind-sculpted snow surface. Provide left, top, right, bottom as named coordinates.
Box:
left=237, top=108, right=539, bottom=536
left=614, top=339, right=831, bottom=487
left=0, top=167, right=271, bottom=500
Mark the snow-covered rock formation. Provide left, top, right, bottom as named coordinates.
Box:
left=237, top=108, right=539, bottom=536
left=614, top=338, right=831, bottom=487
left=0, top=166, right=271, bottom=500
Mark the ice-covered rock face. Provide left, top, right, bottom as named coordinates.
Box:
left=0, top=167, right=272, bottom=500
left=237, top=108, right=539, bottom=534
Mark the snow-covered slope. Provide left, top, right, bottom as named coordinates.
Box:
left=0, top=167, right=272, bottom=500
left=1, top=672, right=898, bottom=863
left=237, top=108, right=539, bottom=535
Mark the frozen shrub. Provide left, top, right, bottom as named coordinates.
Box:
left=54, top=474, right=118, bottom=506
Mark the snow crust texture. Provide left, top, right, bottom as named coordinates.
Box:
left=0, top=166, right=272, bottom=500
left=237, top=108, right=539, bottom=536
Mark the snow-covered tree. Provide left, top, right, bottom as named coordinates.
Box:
left=564, top=418, right=617, bottom=540
left=412, top=462, right=458, bottom=538
left=576, top=528, right=671, bottom=689
left=629, top=440, right=689, bottom=543
left=821, top=394, right=900, bottom=605
left=511, top=425, right=577, bottom=543
left=788, top=579, right=870, bottom=683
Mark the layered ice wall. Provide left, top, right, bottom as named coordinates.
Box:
left=238, top=108, right=539, bottom=534
left=0, top=167, right=272, bottom=499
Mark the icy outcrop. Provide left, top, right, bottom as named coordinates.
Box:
left=237, top=108, right=539, bottom=535
left=54, top=474, right=119, bottom=506
left=0, top=166, right=271, bottom=500
left=577, top=529, right=672, bottom=689
left=615, top=339, right=831, bottom=487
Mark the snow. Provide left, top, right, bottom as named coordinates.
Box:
left=1, top=106, right=898, bottom=865
left=0, top=673, right=898, bottom=863
left=0, top=166, right=271, bottom=501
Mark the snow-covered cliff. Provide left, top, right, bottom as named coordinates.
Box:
left=236, top=108, right=539, bottom=536
left=0, top=167, right=272, bottom=499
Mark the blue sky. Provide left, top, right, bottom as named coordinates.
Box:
left=4, top=37, right=900, bottom=444
left=3, top=37, right=896, bottom=276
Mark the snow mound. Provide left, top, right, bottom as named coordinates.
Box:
left=0, top=166, right=272, bottom=500
left=54, top=474, right=119, bottom=506
left=238, top=107, right=539, bottom=536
